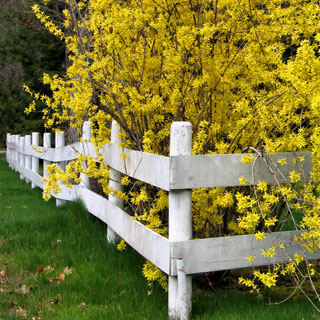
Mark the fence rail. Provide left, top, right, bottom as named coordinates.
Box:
left=170, top=151, right=312, bottom=189
left=5, top=122, right=320, bottom=320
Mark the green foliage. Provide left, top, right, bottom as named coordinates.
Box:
left=0, top=0, right=65, bottom=148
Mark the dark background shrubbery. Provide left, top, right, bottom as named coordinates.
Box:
left=0, top=0, right=65, bottom=148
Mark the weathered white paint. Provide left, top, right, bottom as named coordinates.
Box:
left=16, top=161, right=43, bottom=189
left=15, top=135, right=20, bottom=172
left=54, top=183, right=79, bottom=201
left=22, top=144, right=43, bottom=158
left=25, top=135, right=31, bottom=183
left=55, top=131, right=66, bottom=207
left=107, top=121, right=123, bottom=243
left=12, top=137, right=16, bottom=168
left=31, top=132, right=39, bottom=189
left=80, top=122, right=91, bottom=190
left=10, top=136, right=13, bottom=167
left=6, top=133, right=11, bottom=168
left=170, top=152, right=312, bottom=189
left=20, top=139, right=170, bottom=189
left=15, top=139, right=24, bottom=154
left=103, top=143, right=170, bottom=191
left=19, top=137, right=25, bottom=180
left=50, top=143, right=78, bottom=162
left=9, top=136, right=13, bottom=168
left=23, top=141, right=88, bottom=162
left=170, top=230, right=320, bottom=276
left=80, top=187, right=170, bottom=273
left=176, top=259, right=190, bottom=320
left=6, top=134, right=11, bottom=168
left=11, top=136, right=15, bottom=169
left=169, top=122, right=192, bottom=320
left=6, top=134, right=11, bottom=165
left=43, top=133, right=51, bottom=178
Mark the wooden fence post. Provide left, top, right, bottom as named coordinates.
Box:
left=25, top=135, right=31, bottom=183
left=12, top=135, right=16, bottom=170
left=107, top=121, right=124, bottom=244
left=19, top=136, right=25, bottom=180
left=43, top=133, right=51, bottom=178
left=15, top=135, right=20, bottom=172
left=6, top=133, right=11, bottom=165
left=55, top=131, right=66, bottom=207
left=169, top=122, right=192, bottom=320
left=31, top=132, right=39, bottom=189
left=10, top=134, right=13, bottom=168
left=80, top=121, right=91, bottom=190
left=6, top=134, right=11, bottom=168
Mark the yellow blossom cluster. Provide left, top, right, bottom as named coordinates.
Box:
left=142, top=261, right=168, bottom=292
left=32, top=5, right=64, bottom=40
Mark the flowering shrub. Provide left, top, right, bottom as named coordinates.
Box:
left=27, top=0, right=320, bottom=304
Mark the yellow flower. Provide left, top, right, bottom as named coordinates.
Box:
left=241, top=155, right=254, bottom=164
left=264, top=217, right=278, bottom=227
left=262, top=245, right=276, bottom=258
left=294, top=254, right=303, bottom=265
left=121, top=176, right=130, bottom=186
left=239, top=177, right=247, bottom=185
left=254, top=271, right=278, bottom=288
left=289, top=170, right=301, bottom=183
left=277, top=158, right=287, bottom=166
left=117, top=239, right=127, bottom=251
left=256, top=180, right=267, bottom=192
left=246, top=255, right=256, bottom=262
left=293, top=156, right=305, bottom=164
left=255, top=231, right=266, bottom=241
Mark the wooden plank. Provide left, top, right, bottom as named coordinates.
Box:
left=25, top=144, right=48, bottom=159
left=170, top=152, right=312, bottom=189
left=107, top=121, right=124, bottom=243
left=103, top=143, right=170, bottom=191
left=53, top=184, right=79, bottom=201
left=22, top=141, right=97, bottom=162
left=31, top=133, right=40, bottom=190
left=22, top=141, right=170, bottom=190
left=168, top=122, right=193, bottom=319
left=80, top=188, right=170, bottom=274
left=79, top=122, right=92, bottom=190
left=14, top=141, right=23, bottom=154
left=170, top=230, right=320, bottom=276
left=15, top=162, right=43, bottom=189
left=43, top=133, right=51, bottom=178
left=50, top=142, right=96, bottom=162
left=23, top=143, right=76, bottom=162
left=55, top=131, right=66, bottom=207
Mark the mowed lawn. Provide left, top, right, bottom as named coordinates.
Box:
left=0, top=153, right=318, bottom=319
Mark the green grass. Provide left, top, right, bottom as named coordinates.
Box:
left=0, top=154, right=318, bottom=319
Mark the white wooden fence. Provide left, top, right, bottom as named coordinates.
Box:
left=5, top=121, right=320, bottom=320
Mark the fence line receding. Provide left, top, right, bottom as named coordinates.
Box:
left=5, top=121, right=320, bottom=320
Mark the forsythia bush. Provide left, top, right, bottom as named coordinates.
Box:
left=27, top=0, right=320, bottom=303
